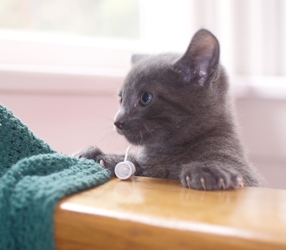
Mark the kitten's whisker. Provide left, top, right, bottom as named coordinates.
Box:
left=139, top=131, right=143, bottom=144
left=143, top=123, right=152, bottom=135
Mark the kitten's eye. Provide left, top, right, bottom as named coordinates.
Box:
left=119, top=97, right=122, bottom=104
left=140, top=92, right=153, bottom=106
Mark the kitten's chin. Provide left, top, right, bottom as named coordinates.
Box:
left=123, top=133, right=149, bottom=146
left=115, top=127, right=124, bottom=135
left=115, top=127, right=149, bottom=146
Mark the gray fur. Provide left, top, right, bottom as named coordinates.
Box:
left=76, top=29, right=262, bottom=190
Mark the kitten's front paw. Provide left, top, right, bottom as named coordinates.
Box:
left=73, top=146, right=104, bottom=163
left=180, top=164, right=244, bottom=190
left=73, top=146, right=121, bottom=173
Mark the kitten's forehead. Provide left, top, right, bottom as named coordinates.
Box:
left=123, top=53, right=180, bottom=90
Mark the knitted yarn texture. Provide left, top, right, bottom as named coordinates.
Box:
left=0, top=105, right=111, bottom=250
left=0, top=105, right=55, bottom=174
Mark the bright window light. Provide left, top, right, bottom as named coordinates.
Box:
left=0, top=0, right=285, bottom=77
left=0, top=0, right=140, bottom=39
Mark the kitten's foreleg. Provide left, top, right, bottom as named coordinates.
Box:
left=74, top=146, right=142, bottom=175
left=73, top=146, right=123, bottom=174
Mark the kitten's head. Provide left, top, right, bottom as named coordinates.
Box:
left=114, top=29, right=229, bottom=147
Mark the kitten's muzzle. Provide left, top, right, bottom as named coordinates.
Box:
left=114, top=107, right=125, bottom=134
left=114, top=120, right=124, bottom=130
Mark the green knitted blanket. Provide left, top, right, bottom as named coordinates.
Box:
left=0, top=105, right=111, bottom=250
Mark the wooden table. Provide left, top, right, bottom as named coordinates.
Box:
left=54, top=177, right=286, bottom=250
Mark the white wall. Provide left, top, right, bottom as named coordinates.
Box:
left=236, top=97, right=286, bottom=189
left=0, top=71, right=128, bottom=155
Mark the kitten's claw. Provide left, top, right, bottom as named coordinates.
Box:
left=186, top=176, right=191, bottom=188
left=200, top=177, right=206, bottom=190
left=219, top=178, right=225, bottom=190
left=236, top=176, right=244, bottom=189
left=99, top=160, right=105, bottom=168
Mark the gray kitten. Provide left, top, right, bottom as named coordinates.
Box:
left=76, top=29, right=262, bottom=190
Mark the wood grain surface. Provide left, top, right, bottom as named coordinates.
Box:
left=54, top=177, right=286, bottom=250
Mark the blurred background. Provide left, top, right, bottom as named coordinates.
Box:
left=0, top=0, right=286, bottom=188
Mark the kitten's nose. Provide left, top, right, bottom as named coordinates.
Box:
left=114, top=120, right=124, bottom=130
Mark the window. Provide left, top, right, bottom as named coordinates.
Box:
left=0, top=0, right=140, bottom=39
left=0, top=0, right=286, bottom=77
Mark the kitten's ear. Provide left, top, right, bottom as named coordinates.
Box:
left=173, top=29, right=220, bottom=86
left=131, top=54, right=150, bottom=65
